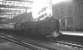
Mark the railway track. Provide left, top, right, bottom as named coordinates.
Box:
left=0, top=33, right=56, bottom=50
left=54, top=35, right=83, bottom=50
left=0, top=32, right=83, bottom=50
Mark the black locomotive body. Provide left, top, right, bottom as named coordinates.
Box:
left=0, top=12, right=60, bottom=37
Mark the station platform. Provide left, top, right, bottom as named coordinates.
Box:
left=61, top=31, right=83, bottom=36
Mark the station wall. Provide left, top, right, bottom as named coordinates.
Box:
left=52, top=0, right=83, bottom=31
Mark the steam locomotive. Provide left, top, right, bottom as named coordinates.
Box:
left=0, top=13, right=60, bottom=37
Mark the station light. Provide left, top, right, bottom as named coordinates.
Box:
left=0, top=0, right=3, bottom=1
left=32, top=0, right=52, bottom=21
left=0, top=1, right=32, bottom=7
left=52, top=0, right=72, bottom=5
